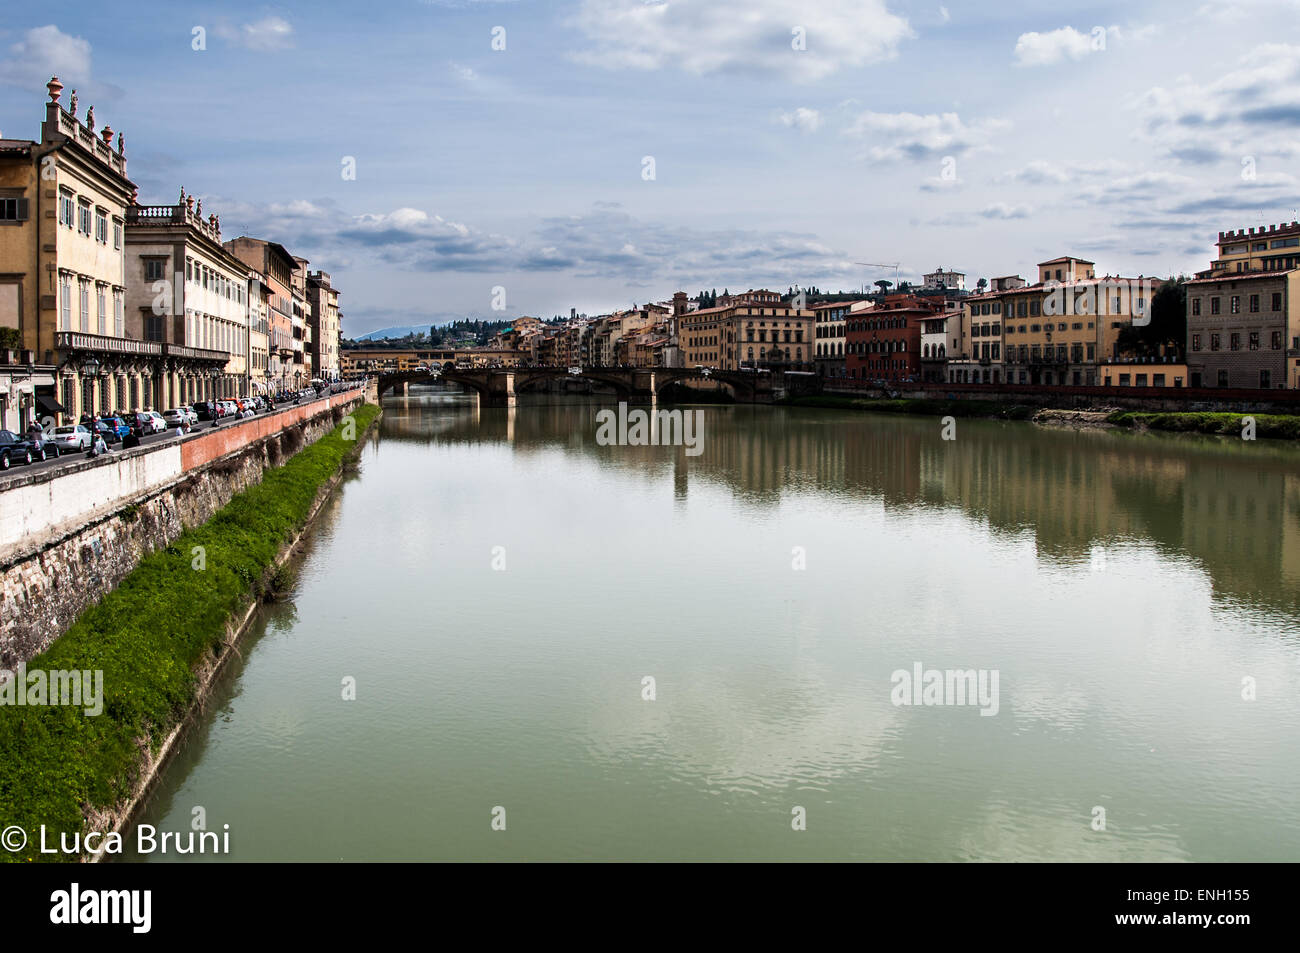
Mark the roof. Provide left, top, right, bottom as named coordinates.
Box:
left=1038, top=256, right=1095, bottom=265
left=1184, top=268, right=1297, bottom=285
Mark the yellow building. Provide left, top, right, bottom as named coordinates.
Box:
left=679, top=289, right=813, bottom=371
left=0, top=77, right=172, bottom=421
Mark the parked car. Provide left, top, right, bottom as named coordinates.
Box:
left=94, top=420, right=122, bottom=445
left=146, top=410, right=167, bottom=433
left=181, top=405, right=198, bottom=424
left=193, top=401, right=217, bottom=421
left=0, top=429, right=38, bottom=469
left=50, top=424, right=93, bottom=453
left=99, top=415, right=131, bottom=440
left=163, top=408, right=191, bottom=430
left=24, top=427, right=59, bottom=460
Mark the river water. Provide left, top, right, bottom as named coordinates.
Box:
left=125, top=388, right=1300, bottom=861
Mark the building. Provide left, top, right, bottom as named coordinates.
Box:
left=812, top=300, right=852, bottom=378
left=1185, top=270, right=1297, bottom=389
left=1200, top=221, right=1300, bottom=277
left=923, top=267, right=966, bottom=292
left=846, top=294, right=940, bottom=382
left=225, top=237, right=298, bottom=393
left=679, top=289, right=813, bottom=371
left=0, top=76, right=179, bottom=423
left=306, top=270, right=341, bottom=380
left=123, top=189, right=247, bottom=403
left=246, top=270, right=271, bottom=394
left=291, top=257, right=312, bottom=385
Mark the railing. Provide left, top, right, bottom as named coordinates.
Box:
left=56, top=331, right=162, bottom=356
left=162, top=343, right=228, bottom=362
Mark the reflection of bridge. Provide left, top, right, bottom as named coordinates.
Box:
left=378, top=366, right=817, bottom=405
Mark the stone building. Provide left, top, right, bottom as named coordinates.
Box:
left=0, top=76, right=174, bottom=422
left=225, top=237, right=298, bottom=393
left=679, top=289, right=813, bottom=371
left=1185, top=270, right=1297, bottom=389
left=306, top=270, right=341, bottom=380
left=123, top=189, right=246, bottom=402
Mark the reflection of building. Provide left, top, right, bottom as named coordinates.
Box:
left=0, top=77, right=175, bottom=422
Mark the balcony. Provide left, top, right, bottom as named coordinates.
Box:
left=56, top=331, right=162, bottom=357
left=162, top=342, right=228, bottom=364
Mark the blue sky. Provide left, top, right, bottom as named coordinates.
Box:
left=2, top=0, right=1298, bottom=335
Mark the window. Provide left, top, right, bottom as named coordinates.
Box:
left=95, top=209, right=107, bottom=244
left=1249, top=294, right=1260, bottom=313
left=114, top=291, right=123, bottom=337
left=1210, top=297, right=1221, bottom=315
left=0, top=197, right=29, bottom=221
left=1229, top=333, right=1240, bottom=351
left=1230, top=295, right=1240, bottom=314
left=1261, top=369, right=1271, bottom=388
left=1029, top=301, right=1041, bottom=316
left=1192, top=298, right=1201, bottom=316
left=96, top=287, right=106, bottom=334
left=1218, top=370, right=1229, bottom=387
left=1249, top=331, right=1260, bottom=351
left=59, top=274, right=71, bottom=329
left=1136, top=374, right=1148, bottom=387
left=1192, top=333, right=1202, bottom=351
left=144, top=259, right=165, bottom=281
left=113, top=221, right=122, bottom=249
left=78, top=201, right=92, bottom=235
left=59, top=191, right=74, bottom=227
left=1210, top=333, right=1221, bottom=351
left=1154, top=374, right=1166, bottom=387
left=79, top=280, right=89, bottom=332
left=1272, top=293, right=1282, bottom=311
left=1271, top=331, right=1282, bottom=350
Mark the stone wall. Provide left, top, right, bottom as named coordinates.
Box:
left=0, top=394, right=367, bottom=666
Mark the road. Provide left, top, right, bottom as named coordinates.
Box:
left=0, top=388, right=358, bottom=489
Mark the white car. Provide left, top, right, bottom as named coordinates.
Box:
left=163, top=409, right=190, bottom=430
left=50, top=424, right=92, bottom=452
left=146, top=411, right=167, bottom=434
left=181, top=405, right=198, bottom=424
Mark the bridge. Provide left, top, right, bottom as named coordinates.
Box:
left=377, top=365, right=816, bottom=405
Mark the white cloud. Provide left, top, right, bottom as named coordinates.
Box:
left=217, top=16, right=295, bottom=52
left=980, top=203, right=1031, bottom=220
left=450, top=62, right=479, bottom=82
left=0, top=25, right=91, bottom=90
left=778, top=107, right=822, bottom=133
left=997, top=159, right=1126, bottom=185
left=1013, top=26, right=1113, bottom=67
left=570, top=0, right=913, bottom=81
left=1135, top=43, right=1300, bottom=163
left=844, top=110, right=1008, bottom=162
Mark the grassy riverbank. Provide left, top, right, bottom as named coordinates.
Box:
left=789, top=394, right=1037, bottom=420
left=1106, top=410, right=1300, bottom=439
left=0, top=402, right=380, bottom=861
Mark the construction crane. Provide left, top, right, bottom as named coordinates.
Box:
left=856, top=261, right=901, bottom=295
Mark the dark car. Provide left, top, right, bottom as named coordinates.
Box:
left=24, top=426, right=60, bottom=460
left=94, top=420, right=123, bottom=444
left=0, top=429, right=38, bottom=469
left=99, top=415, right=131, bottom=440
left=192, top=401, right=218, bottom=421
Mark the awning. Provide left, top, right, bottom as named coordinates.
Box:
left=36, top=394, right=66, bottom=415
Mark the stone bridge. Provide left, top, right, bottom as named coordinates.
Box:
left=378, top=365, right=817, bottom=405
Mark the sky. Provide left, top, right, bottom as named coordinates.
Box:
left=1, top=0, right=1298, bottom=336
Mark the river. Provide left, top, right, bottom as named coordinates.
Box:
left=123, top=388, right=1300, bottom=861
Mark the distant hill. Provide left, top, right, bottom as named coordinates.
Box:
left=356, top=325, right=431, bottom=341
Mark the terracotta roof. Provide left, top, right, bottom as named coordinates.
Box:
left=1038, top=256, right=1095, bottom=265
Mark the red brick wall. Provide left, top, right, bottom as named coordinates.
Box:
left=180, top=398, right=355, bottom=471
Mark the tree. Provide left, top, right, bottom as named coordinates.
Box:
left=0, top=327, right=22, bottom=350
left=976, top=278, right=988, bottom=293
left=875, top=280, right=892, bottom=294
left=1116, top=277, right=1187, bottom=359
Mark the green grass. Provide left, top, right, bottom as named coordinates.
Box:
left=1106, top=410, right=1300, bottom=439
left=0, top=402, right=379, bottom=861
left=790, top=395, right=1036, bottom=420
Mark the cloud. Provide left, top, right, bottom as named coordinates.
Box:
left=778, top=107, right=822, bottom=133
left=0, top=25, right=91, bottom=90
left=569, top=0, right=913, bottom=81
left=450, top=62, right=479, bottom=82
left=216, top=16, right=295, bottom=51
left=1013, top=26, right=1113, bottom=67
left=979, top=203, right=1031, bottom=220
left=996, top=159, right=1125, bottom=185
left=1136, top=43, right=1300, bottom=162
left=844, top=110, right=1009, bottom=162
